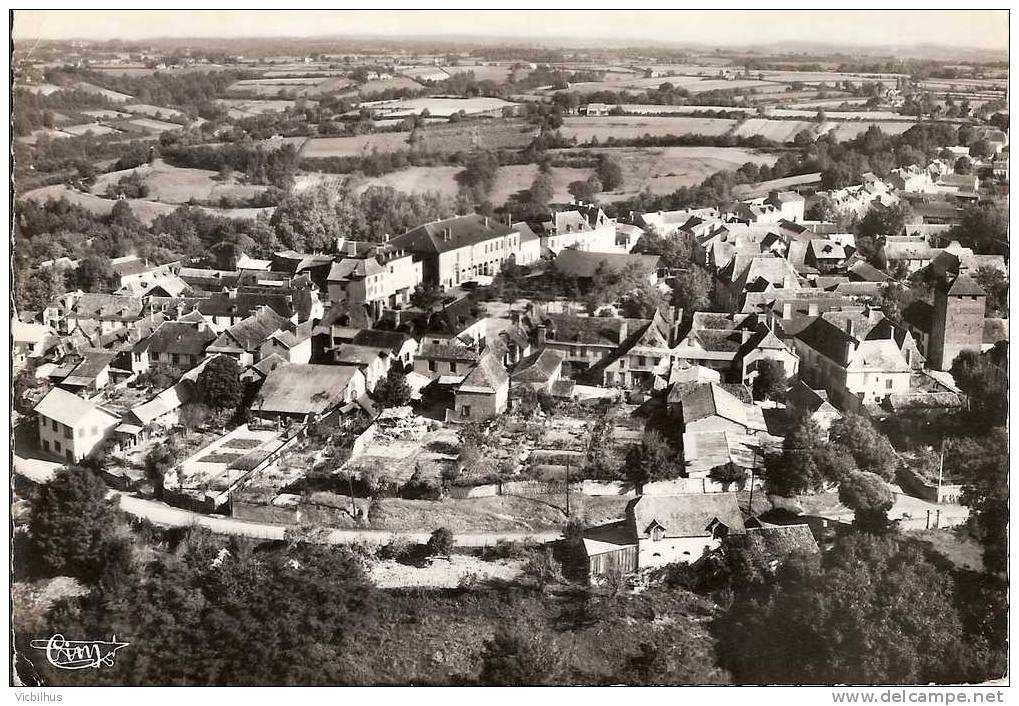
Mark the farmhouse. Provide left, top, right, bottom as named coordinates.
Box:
left=453, top=351, right=509, bottom=421
left=132, top=321, right=216, bottom=374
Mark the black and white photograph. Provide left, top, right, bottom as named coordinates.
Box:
left=7, top=8, right=1011, bottom=692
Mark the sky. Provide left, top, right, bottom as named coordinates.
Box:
left=11, top=10, right=1009, bottom=51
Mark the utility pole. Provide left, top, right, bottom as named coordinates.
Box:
left=937, top=438, right=946, bottom=502
left=565, top=460, right=571, bottom=517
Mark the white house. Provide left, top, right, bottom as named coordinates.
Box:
left=34, top=387, right=120, bottom=463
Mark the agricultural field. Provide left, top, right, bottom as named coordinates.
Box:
left=60, top=123, right=122, bottom=137
left=217, top=98, right=314, bottom=119
left=354, top=77, right=425, bottom=95
left=441, top=65, right=517, bottom=83
left=126, top=117, right=183, bottom=133
left=733, top=118, right=820, bottom=142
left=554, top=146, right=780, bottom=201
left=124, top=103, right=186, bottom=119
left=18, top=83, right=62, bottom=96
left=71, top=81, right=133, bottom=103
left=559, top=115, right=737, bottom=142
left=378, top=96, right=517, bottom=118
left=825, top=120, right=919, bottom=141
left=15, top=128, right=73, bottom=145
left=412, top=119, right=537, bottom=152
left=21, top=184, right=273, bottom=225
left=89, top=159, right=269, bottom=205
left=80, top=109, right=133, bottom=120
left=301, top=132, right=412, bottom=158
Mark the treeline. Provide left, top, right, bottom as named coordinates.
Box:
left=12, top=87, right=120, bottom=135
left=161, top=141, right=300, bottom=190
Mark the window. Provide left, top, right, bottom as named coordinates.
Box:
left=886, top=378, right=893, bottom=389
left=52, top=419, right=58, bottom=432
left=64, top=426, right=72, bottom=440
left=428, top=360, right=437, bottom=372
left=450, top=362, right=458, bottom=374
left=42, top=440, right=49, bottom=452
left=461, top=405, right=471, bottom=418
left=54, top=441, right=61, bottom=453
left=651, top=526, right=665, bottom=542
left=638, top=356, right=647, bottom=366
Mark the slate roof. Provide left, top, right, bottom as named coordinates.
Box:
left=946, top=274, right=986, bottom=297
left=458, top=352, right=509, bottom=394
left=848, top=260, right=894, bottom=283
left=255, top=363, right=359, bottom=416
left=542, top=314, right=634, bottom=347
left=680, top=383, right=751, bottom=428
left=198, top=292, right=295, bottom=320
left=389, top=214, right=515, bottom=255
left=34, top=387, right=119, bottom=428
left=418, top=338, right=480, bottom=362
left=133, top=321, right=216, bottom=356
left=209, top=307, right=293, bottom=353
left=722, top=525, right=819, bottom=560
left=627, top=494, right=746, bottom=539
left=511, top=348, right=564, bottom=384
left=59, top=350, right=117, bottom=387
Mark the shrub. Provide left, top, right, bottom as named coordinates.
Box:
left=426, top=527, right=455, bottom=557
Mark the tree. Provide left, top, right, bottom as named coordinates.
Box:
left=949, top=203, right=1007, bottom=255
left=765, top=415, right=825, bottom=496
left=527, top=170, right=554, bottom=214
left=951, top=430, right=1007, bottom=574
left=478, top=628, right=566, bottom=685
left=716, top=534, right=969, bottom=684
left=618, top=281, right=667, bottom=319
left=953, top=155, right=974, bottom=175
left=950, top=349, right=1007, bottom=429
left=623, top=430, right=679, bottom=488
left=409, top=282, right=443, bottom=313
left=670, top=266, right=712, bottom=312
left=28, top=466, right=119, bottom=581
left=828, top=413, right=897, bottom=480
left=567, top=174, right=602, bottom=203
left=178, top=402, right=209, bottom=436
left=596, top=154, right=624, bottom=191
left=708, top=463, right=747, bottom=492
left=838, top=471, right=894, bottom=532
left=75, top=254, right=116, bottom=292
left=973, top=266, right=1007, bottom=317
left=373, top=366, right=412, bottom=409
left=196, top=356, right=243, bottom=410
left=426, top=527, right=455, bottom=557
left=751, top=359, right=787, bottom=401
left=968, top=139, right=993, bottom=159
left=521, top=547, right=564, bottom=589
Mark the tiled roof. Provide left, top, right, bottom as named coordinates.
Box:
left=511, top=348, right=564, bottom=383
left=255, top=363, right=358, bottom=416
left=552, top=249, right=659, bottom=279
left=458, top=351, right=508, bottom=393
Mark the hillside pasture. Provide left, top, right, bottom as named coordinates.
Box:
left=126, top=118, right=183, bottom=133
left=559, top=116, right=737, bottom=143
left=733, top=118, right=820, bottom=142
left=124, top=103, right=186, bottom=119
left=72, top=81, right=133, bottom=103
left=825, top=121, right=919, bottom=142
left=89, top=159, right=269, bottom=204
left=59, top=123, right=122, bottom=137
left=217, top=99, right=312, bottom=118
left=302, top=132, right=412, bottom=158
left=412, top=119, right=537, bottom=153
left=22, top=184, right=273, bottom=225
left=355, top=77, right=425, bottom=96
left=556, top=146, right=779, bottom=201
left=379, top=97, right=517, bottom=118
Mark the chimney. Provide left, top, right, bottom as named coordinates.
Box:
left=807, top=302, right=819, bottom=317
left=348, top=240, right=357, bottom=257
left=782, top=301, right=793, bottom=319
left=845, top=318, right=854, bottom=337
left=227, top=288, right=238, bottom=300
left=618, top=319, right=628, bottom=344
left=484, top=216, right=489, bottom=228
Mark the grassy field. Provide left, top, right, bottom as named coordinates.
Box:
left=559, top=116, right=737, bottom=142
left=22, top=184, right=273, bottom=225
left=59, top=123, right=121, bottom=137
left=734, top=118, right=820, bottom=142
left=72, top=81, right=133, bottom=103
left=380, top=97, right=517, bottom=118
left=413, top=119, right=537, bottom=152
left=589, top=146, right=780, bottom=200
left=126, top=118, right=183, bottom=133
left=302, top=132, right=412, bottom=158
left=124, top=103, right=185, bottom=119
left=89, top=159, right=268, bottom=204
left=907, top=529, right=984, bottom=572
left=217, top=99, right=313, bottom=118
left=826, top=121, right=920, bottom=141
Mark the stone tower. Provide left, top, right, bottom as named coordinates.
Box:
left=929, top=273, right=986, bottom=371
